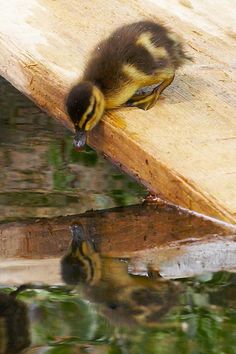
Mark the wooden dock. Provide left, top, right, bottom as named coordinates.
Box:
left=1, top=202, right=236, bottom=284
left=0, top=0, right=235, bottom=222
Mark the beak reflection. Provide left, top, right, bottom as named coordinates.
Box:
left=73, top=129, right=87, bottom=151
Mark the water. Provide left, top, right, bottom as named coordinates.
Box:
left=0, top=77, right=145, bottom=222
left=1, top=272, right=236, bottom=354
left=0, top=78, right=236, bottom=354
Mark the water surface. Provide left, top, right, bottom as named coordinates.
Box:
left=1, top=270, right=236, bottom=354
left=0, top=78, right=236, bottom=354
left=0, top=77, right=145, bottom=222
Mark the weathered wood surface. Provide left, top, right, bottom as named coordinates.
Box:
left=1, top=202, right=236, bottom=284
left=0, top=0, right=236, bottom=222
left=1, top=202, right=236, bottom=259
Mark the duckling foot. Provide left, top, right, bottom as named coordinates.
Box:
left=149, top=75, right=175, bottom=109
left=125, top=93, right=156, bottom=111
left=126, top=74, right=175, bottom=110
left=134, top=100, right=154, bottom=111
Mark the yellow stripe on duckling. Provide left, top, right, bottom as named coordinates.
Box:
left=136, top=32, right=169, bottom=60
left=79, top=95, right=95, bottom=129
left=122, top=64, right=150, bottom=83
left=84, top=86, right=105, bottom=131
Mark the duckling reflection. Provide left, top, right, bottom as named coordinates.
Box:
left=0, top=291, right=30, bottom=354
left=66, top=20, right=190, bottom=148
left=61, top=224, right=180, bottom=327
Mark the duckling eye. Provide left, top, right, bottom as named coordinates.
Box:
left=108, top=302, right=118, bottom=310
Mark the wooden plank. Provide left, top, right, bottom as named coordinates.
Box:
left=1, top=202, right=236, bottom=284
left=1, top=202, right=236, bottom=258
left=0, top=0, right=235, bottom=222
left=0, top=259, right=61, bottom=285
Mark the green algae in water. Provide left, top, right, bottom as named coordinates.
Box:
left=1, top=271, right=236, bottom=354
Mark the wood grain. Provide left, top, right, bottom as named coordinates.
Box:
left=1, top=202, right=236, bottom=259
left=0, top=0, right=235, bottom=222
left=1, top=202, right=236, bottom=283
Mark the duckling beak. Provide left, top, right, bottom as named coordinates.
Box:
left=70, top=224, right=85, bottom=244
left=73, top=129, right=86, bottom=151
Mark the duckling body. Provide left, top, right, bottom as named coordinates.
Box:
left=61, top=224, right=179, bottom=327
left=83, top=21, right=186, bottom=110
left=66, top=20, right=188, bottom=146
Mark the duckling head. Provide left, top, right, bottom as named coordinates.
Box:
left=66, top=82, right=105, bottom=149
left=61, top=224, right=101, bottom=286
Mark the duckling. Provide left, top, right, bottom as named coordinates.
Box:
left=66, top=20, right=189, bottom=149
left=61, top=224, right=180, bottom=327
